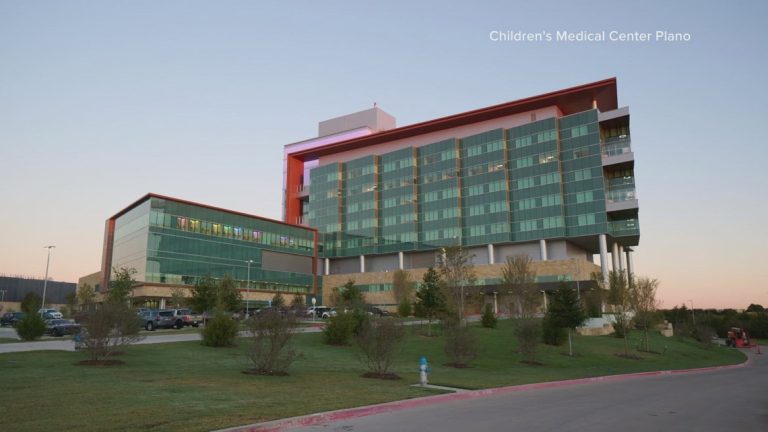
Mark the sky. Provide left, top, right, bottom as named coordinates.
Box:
left=1, top=0, right=766, bottom=309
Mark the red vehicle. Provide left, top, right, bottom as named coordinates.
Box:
left=726, top=327, right=752, bottom=348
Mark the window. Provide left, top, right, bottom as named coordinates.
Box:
left=571, top=125, right=588, bottom=138
left=573, top=148, right=589, bottom=159
left=467, top=145, right=483, bottom=157
left=487, top=140, right=504, bottom=152
left=577, top=214, right=596, bottom=226
left=576, top=191, right=594, bottom=203
left=515, top=157, right=534, bottom=169
left=538, top=152, right=557, bottom=164
left=490, top=223, right=508, bottom=234
left=514, top=135, right=533, bottom=148
left=540, top=173, right=559, bottom=185
left=468, top=205, right=485, bottom=216
left=519, top=220, right=538, bottom=232
left=489, top=201, right=507, bottom=213
left=517, top=177, right=534, bottom=189
left=543, top=216, right=563, bottom=229
left=574, top=168, right=592, bottom=181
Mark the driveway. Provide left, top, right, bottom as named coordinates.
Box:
left=284, top=351, right=765, bottom=432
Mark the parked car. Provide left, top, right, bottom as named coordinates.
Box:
left=45, top=319, right=82, bottom=337
left=305, top=306, right=335, bottom=319
left=1, top=312, right=26, bottom=327
left=140, top=310, right=176, bottom=331
left=366, top=306, right=389, bottom=317
left=170, top=309, right=202, bottom=328
left=38, top=309, right=63, bottom=319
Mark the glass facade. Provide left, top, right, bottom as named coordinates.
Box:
left=303, top=108, right=638, bottom=258
left=110, top=197, right=316, bottom=294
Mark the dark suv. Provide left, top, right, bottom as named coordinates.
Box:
left=140, top=310, right=176, bottom=331
left=1, top=312, right=26, bottom=327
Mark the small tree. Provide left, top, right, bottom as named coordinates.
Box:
left=108, top=267, right=137, bottom=303
left=245, top=310, right=299, bottom=375
left=289, top=295, right=305, bottom=312
left=631, top=277, right=661, bottom=352
left=515, top=318, right=542, bottom=365
left=414, top=268, right=445, bottom=336
left=502, top=255, right=539, bottom=318
left=605, top=270, right=632, bottom=357
left=21, top=292, right=41, bottom=314
left=16, top=313, right=46, bottom=341
left=392, top=270, right=415, bottom=305
left=339, top=280, right=365, bottom=310
left=356, top=318, right=405, bottom=378
left=271, top=292, right=286, bottom=309
left=443, top=313, right=477, bottom=367
left=436, top=245, right=477, bottom=320
left=546, top=284, right=586, bottom=356
left=746, top=304, right=765, bottom=313
left=190, top=274, right=243, bottom=314
left=77, top=283, right=97, bottom=311
left=481, top=303, right=497, bottom=329
left=169, top=287, right=188, bottom=308
left=393, top=270, right=414, bottom=317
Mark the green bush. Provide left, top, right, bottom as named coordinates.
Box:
left=202, top=309, right=239, bottom=347
left=542, top=316, right=566, bottom=346
left=323, top=312, right=358, bottom=345
left=481, top=304, right=497, bottom=329
left=397, top=299, right=412, bottom=318
left=17, top=313, right=46, bottom=341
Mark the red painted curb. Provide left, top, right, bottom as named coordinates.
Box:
left=222, top=355, right=750, bottom=432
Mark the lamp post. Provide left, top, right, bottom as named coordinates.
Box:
left=245, top=260, right=254, bottom=317
left=689, top=299, right=696, bottom=327
left=40, top=246, right=55, bottom=315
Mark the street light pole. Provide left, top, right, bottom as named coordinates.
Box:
left=245, top=260, right=254, bottom=317
left=41, top=246, right=55, bottom=315
left=689, top=299, right=696, bottom=327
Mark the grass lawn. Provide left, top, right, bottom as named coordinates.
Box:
left=0, top=319, right=745, bottom=432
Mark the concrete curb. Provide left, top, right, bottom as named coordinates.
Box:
left=219, top=355, right=750, bottom=432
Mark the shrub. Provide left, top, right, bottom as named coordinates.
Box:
left=611, top=313, right=631, bottom=338
left=245, top=310, right=299, bottom=375
left=443, top=314, right=477, bottom=367
left=397, top=299, right=412, bottom=318
left=323, top=312, right=358, bottom=345
left=693, top=324, right=717, bottom=346
left=356, top=318, right=405, bottom=378
left=481, top=304, right=497, bottom=329
left=515, top=318, right=542, bottom=364
left=16, top=313, right=46, bottom=341
left=542, top=316, right=566, bottom=346
left=79, top=301, right=144, bottom=362
left=202, top=309, right=239, bottom=347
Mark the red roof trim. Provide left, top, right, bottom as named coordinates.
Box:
left=289, top=78, right=617, bottom=159
left=109, top=193, right=317, bottom=233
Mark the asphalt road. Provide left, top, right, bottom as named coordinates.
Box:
left=291, top=351, right=767, bottom=432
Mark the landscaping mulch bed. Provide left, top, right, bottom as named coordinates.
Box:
left=614, top=353, right=643, bottom=360
left=361, top=372, right=401, bottom=380
left=242, top=369, right=289, bottom=376
left=75, top=359, right=125, bottom=366
left=443, top=363, right=472, bottom=368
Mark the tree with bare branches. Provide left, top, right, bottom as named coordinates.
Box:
left=436, top=245, right=476, bottom=320
left=631, top=277, right=661, bottom=352
left=501, top=255, right=539, bottom=318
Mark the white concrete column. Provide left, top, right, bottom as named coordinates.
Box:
left=360, top=255, right=365, bottom=273
left=599, top=234, right=609, bottom=285
left=398, top=251, right=404, bottom=270
left=626, top=250, right=634, bottom=278
left=611, top=242, right=620, bottom=272
left=487, top=244, right=495, bottom=264
left=159, top=298, right=166, bottom=310
left=324, top=258, right=330, bottom=276
left=493, top=292, right=498, bottom=315
left=539, top=239, right=547, bottom=261
left=618, top=245, right=625, bottom=272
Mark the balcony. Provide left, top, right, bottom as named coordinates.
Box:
left=609, top=218, right=640, bottom=237
left=296, top=184, right=309, bottom=198
left=605, top=186, right=638, bottom=212
left=601, top=138, right=634, bottom=166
